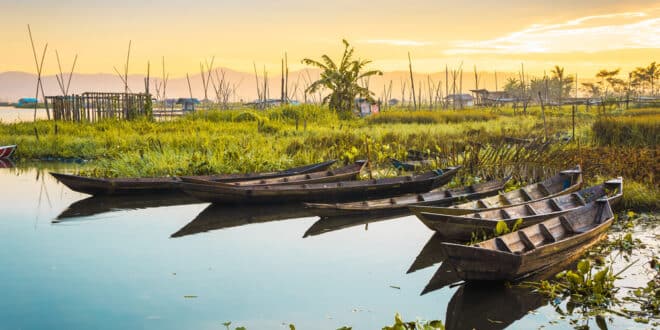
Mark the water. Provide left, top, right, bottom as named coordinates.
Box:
left=0, top=106, right=48, bottom=123
left=0, top=165, right=655, bottom=329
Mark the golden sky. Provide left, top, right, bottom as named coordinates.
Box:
left=0, top=0, right=658, bottom=78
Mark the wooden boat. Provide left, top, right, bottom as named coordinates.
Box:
left=54, top=193, right=201, bottom=221
left=0, top=145, right=17, bottom=158
left=171, top=203, right=317, bottom=238
left=417, top=177, right=622, bottom=241
left=180, top=161, right=365, bottom=187
left=49, top=159, right=336, bottom=196
left=409, top=165, right=582, bottom=216
left=180, top=166, right=461, bottom=204
left=438, top=199, right=614, bottom=281
left=304, top=177, right=509, bottom=217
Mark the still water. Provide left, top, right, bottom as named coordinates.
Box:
left=0, top=106, right=48, bottom=123
left=0, top=165, right=652, bottom=329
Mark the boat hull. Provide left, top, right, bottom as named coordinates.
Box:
left=181, top=167, right=460, bottom=204
left=50, top=160, right=336, bottom=196
left=0, top=145, right=17, bottom=159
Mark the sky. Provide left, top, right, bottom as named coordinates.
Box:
left=0, top=0, right=658, bottom=78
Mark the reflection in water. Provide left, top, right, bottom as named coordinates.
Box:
left=171, top=203, right=317, bottom=237
left=407, top=232, right=456, bottom=274
left=0, top=158, right=15, bottom=168
left=54, top=193, right=202, bottom=221
left=444, top=282, right=547, bottom=330
left=302, top=210, right=410, bottom=238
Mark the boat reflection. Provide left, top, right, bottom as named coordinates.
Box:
left=54, top=193, right=201, bottom=221
left=407, top=232, right=459, bottom=274
left=443, top=281, right=547, bottom=330
left=0, top=158, right=15, bottom=168
left=430, top=259, right=579, bottom=330
left=302, top=210, right=410, bottom=238
left=171, top=203, right=317, bottom=238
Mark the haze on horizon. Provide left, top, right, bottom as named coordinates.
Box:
left=1, top=0, right=658, bottom=78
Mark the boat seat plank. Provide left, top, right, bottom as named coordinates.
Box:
left=525, top=204, right=538, bottom=216
left=499, top=194, right=513, bottom=205
left=538, top=183, right=552, bottom=196
left=517, top=231, right=536, bottom=251
left=573, top=193, right=587, bottom=206
left=495, top=238, right=512, bottom=253
left=389, top=198, right=396, bottom=204
left=472, top=213, right=482, bottom=219
left=539, top=224, right=557, bottom=243
left=499, top=209, right=512, bottom=219
left=417, top=195, right=425, bottom=202
left=549, top=198, right=563, bottom=211
left=559, top=215, right=587, bottom=234
left=445, top=190, right=453, bottom=198
left=477, top=199, right=489, bottom=208
left=519, top=189, right=533, bottom=201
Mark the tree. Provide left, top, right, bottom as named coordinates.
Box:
left=632, top=61, right=659, bottom=96
left=302, top=40, right=383, bottom=114
left=302, top=40, right=382, bottom=115
left=550, top=65, right=574, bottom=102
left=596, top=69, right=621, bottom=96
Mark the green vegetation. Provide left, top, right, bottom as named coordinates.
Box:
left=302, top=39, right=382, bottom=116
left=592, top=113, right=659, bottom=147
left=0, top=104, right=657, bottom=209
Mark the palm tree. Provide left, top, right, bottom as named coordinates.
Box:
left=302, top=40, right=382, bottom=115
left=632, top=62, right=659, bottom=96
left=550, top=65, right=574, bottom=103
left=596, top=69, right=621, bottom=96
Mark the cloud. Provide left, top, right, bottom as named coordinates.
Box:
left=446, top=9, right=660, bottom=54
left=359, top=39, right=433, bottom=47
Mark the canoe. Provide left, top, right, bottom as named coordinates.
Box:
left=180, top=161, right=365, bottom=187
left=304, top=177, right=509, bottom=217
left=417, top=177, right=622, bottom=241
left=171, top=203, right=317, bottom=238
left=439, top=199, right=614, bottom=281
left=49, top=159, right=336, bottom=196
left=0, top=145, right=17, bottom=158
left=409, top=165, right=582, bottom=216
left=180, top=166, right=461, bottom=204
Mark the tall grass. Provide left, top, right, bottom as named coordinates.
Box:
left=367, top=110, right=497, bottom=125
left=592, top=114, right=659, bottom=147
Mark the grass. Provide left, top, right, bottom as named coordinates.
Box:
left=592, top=110, right=660, bottom=147
left=0, top=104, right=657, bottom=209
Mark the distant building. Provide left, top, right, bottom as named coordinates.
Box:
left=176, top=98, right=200, bottom=111
left=245, top=99, right=300, bottom=108
left=469, top=90, right=515, bottom=106
left=17, top=98, right=38, bottom=107
left=445, top=94, right=474, bottom=107
left=355, top=98, right=380, bottom=116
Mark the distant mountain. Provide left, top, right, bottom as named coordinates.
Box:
left=0, top=69, right=521, bottom=103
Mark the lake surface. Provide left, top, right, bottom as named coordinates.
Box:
left=0, top=165, right=655, bottom=329
left=0, top=106, right=48, bottom=123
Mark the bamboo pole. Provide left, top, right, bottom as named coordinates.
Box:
left=408, top=52, right=417, bottom=110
